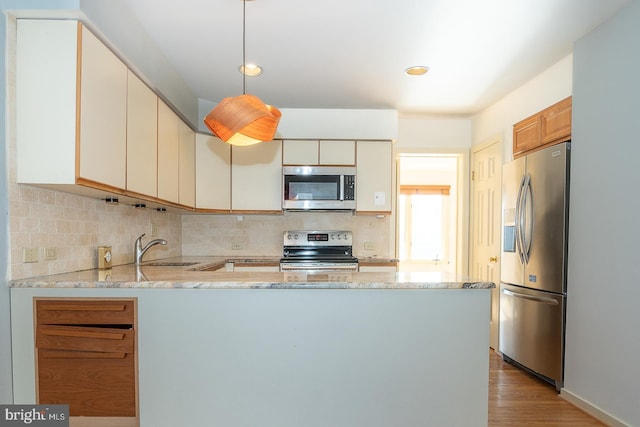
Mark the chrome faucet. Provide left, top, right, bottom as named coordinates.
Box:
left=135, top=233, right=167, bottom=264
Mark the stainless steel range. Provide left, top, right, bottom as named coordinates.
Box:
left=280, top=230, right=359, bottom=272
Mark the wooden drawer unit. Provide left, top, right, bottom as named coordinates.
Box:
left=35, top=298, right=137, bottom=420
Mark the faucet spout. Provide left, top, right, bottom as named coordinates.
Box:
left=135, top=233, right=168, bottom=264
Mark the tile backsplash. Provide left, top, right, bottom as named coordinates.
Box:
left=9, top=185, right=182, bottom=280
left=181, top=211, right=391, bottom=259
left=8, top=187, right=391, bottom=280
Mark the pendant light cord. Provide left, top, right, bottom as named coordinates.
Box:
left=242, top=0, right=246, bottom=95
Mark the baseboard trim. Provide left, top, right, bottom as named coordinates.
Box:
left=560, top=388, right=629, bottom=427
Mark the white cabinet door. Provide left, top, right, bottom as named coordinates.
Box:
left=356, top=141, right=393, bottom=213
left=195, top=134, right=231, bottom=211
left=282, top=140, right=356, bottom=165
left=126, top=70, right=158, bottom=196
left=17, top=19, right=77, bottom=185
left=78, top=24, right=128, bottom=190
left=231, top=141, right=283, bottom=212
left=178, top=122, right=196, bottom=208
left=157, top=102, right=180, bottom=204
left=319, top=140, right=355, bottom=165
left=16, top=20, right=127, bottom=191
left=282, top=140, right=318, bottom=165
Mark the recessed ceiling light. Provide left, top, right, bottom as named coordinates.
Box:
left=405, top=66, right=429, bottom=76
left=239, top=63, right=263, bottom=76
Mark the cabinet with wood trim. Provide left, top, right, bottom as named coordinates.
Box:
left=195, top=134, right=231, bottom=211
left=356, top=140, right=393, bottom=213
left=282, top=140, right=356, bottom=165
left=157, top=102, right=196, bottom=208
left=513, top=97, right=572, bottom=158
left=231, top=140, right=283, bottom=212
left=17, top=19, right=127, bottom=193
left=126, top=70, right=158, bottom=197
left=35, top=298, right=137, bottom=423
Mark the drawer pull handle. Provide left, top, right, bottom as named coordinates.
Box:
left=41, top=350, right=127, bottom=359
left=42, top=329, right=126, bottom=340
left=40, top=303, right=127, bottom=312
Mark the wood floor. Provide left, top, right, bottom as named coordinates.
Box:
left=488, top=350, right=606, bottom=426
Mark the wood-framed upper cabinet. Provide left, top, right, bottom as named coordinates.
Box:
left=541, top=97, right=572, bottom=145
left=513, top=97, right=572, bottom=158
left=282, top=140, right=355, bottom=165
left=231, top=140, right=283, bottom=212
left=126, top=70, right=158, bottom=197
left=17, top=20, right=127, bottom=192
left=195, top=134, right=231, bottom=211
left=356, top=140, right=392, bottom=213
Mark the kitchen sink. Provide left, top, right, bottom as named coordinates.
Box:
left=143, top=261, right=199, bottom=267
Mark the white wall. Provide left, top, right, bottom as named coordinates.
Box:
left=563, top=1, right=640, bottom=425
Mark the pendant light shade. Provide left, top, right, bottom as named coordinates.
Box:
left=203, top=0, right=281, bottom=146
left=204, top=94, right=281, bottom=146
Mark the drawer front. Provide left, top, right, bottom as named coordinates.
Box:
left=36, top=325, right=134, bottom=353
left=38, top=351, right=136, bottom=417
left=36, top=299, right=135, bottom=325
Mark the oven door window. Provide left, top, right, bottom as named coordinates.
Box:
left=284, top=175, right=340, bottom=201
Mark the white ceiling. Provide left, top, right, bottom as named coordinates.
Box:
left=120, top=0, right=628, bottom=116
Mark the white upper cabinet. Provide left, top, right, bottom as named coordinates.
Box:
left=126, top=70, right=158, bottom=196
left=282, top=140, right=355, bottom=165
left=195, top=134, right=231, bottom=211
left=231, top=141, right=283, bottom=212
left=17, top=20, right=127, bottom=191
left=77, top=25, right=128, bottom=189
left=356, top=140, right=393, bottom=213
left=157, top=101, right=180, bottom=204
left=178, top=121, right=196, bottom=208
left=318, top=140, right=356, bottom=165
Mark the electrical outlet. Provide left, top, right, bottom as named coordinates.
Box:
left=364, top=242, right=375, bottom=250
left=150, top=222, right=158, bottom=236
left=42, top=247, right=57, bottom=260
left=22, top=247, right=39, bottom=263
left=232, top=242, right=244, bottom=250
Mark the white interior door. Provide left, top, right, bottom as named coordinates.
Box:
left=470, top=141, right=502, bottom=349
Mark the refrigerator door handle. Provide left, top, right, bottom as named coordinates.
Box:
left=515, top=174, right=526, bottom=264
left=521, top=174, right=533, bottom=263
left=502, top=288, right=559, bottom=305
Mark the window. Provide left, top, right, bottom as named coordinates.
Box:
left=398, top=185, right=451, bottom=263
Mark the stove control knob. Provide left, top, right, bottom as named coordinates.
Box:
left=287, top=233, right=292, bottom=240
left=294, top=233, right=299, bottom=240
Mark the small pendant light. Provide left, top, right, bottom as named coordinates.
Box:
left=203, top=0, right=281, bottom=146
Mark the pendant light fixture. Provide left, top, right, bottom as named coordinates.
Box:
left=203, top=0, right=281, bottom=146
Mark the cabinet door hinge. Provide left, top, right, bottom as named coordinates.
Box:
left=471, top=170, right=475, bottom=181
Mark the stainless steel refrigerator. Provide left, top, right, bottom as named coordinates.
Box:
left=499, top=141, right=570, bottom=391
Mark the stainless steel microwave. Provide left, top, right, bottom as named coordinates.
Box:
left=282, top=166, right=356, bottom=210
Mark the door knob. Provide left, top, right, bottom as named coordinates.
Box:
left=489, top=256, right=498, bottom=263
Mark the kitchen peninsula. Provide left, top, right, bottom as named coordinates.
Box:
left=10, top=258, right=494, bottom=427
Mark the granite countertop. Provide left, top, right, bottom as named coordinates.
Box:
left=9, top=256, right=493, bottom=290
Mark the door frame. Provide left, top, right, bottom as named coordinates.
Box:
left=392, top=148, right=469, bottom=276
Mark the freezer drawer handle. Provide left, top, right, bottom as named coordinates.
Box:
left=502, top=288, right=559, bottom=305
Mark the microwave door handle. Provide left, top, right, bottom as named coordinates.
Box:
left=339, top=175, right=345, bottom=201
